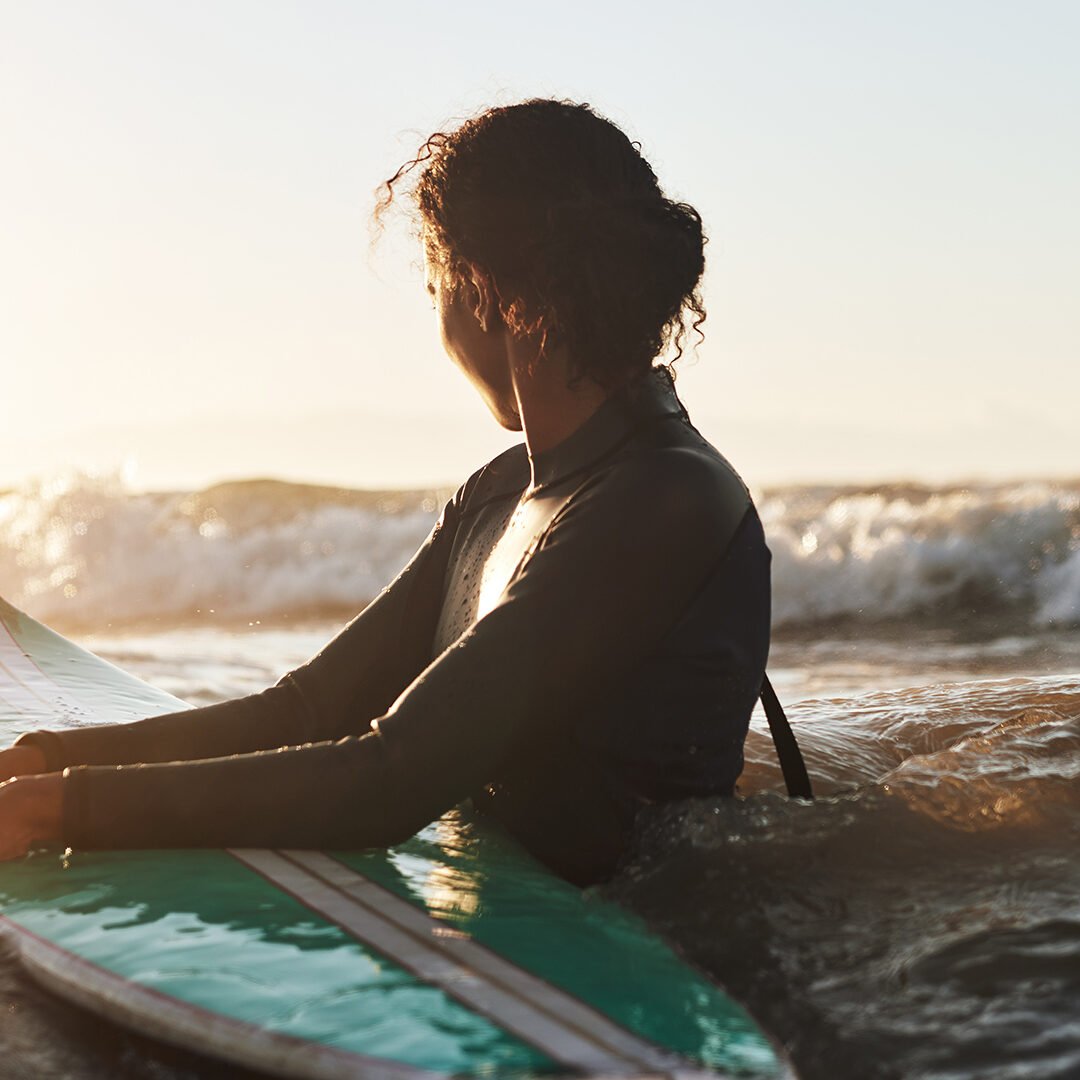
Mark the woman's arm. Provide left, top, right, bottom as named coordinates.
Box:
left=11, top=499, right=459, bottom=774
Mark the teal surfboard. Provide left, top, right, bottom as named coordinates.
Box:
left=0, top=598, right=794, bottom=1079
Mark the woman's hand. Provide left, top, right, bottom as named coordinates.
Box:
left=0, top=774, right=63, bottom=860
left=0, top=744, right=48, bottom=781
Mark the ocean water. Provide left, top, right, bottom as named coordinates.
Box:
left=1, top=473, right=1079, bottom=1079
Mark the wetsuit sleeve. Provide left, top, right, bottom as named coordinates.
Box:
left=16, top=502, right=458, bottom=772
left=57, top=450, right=752, bottom=852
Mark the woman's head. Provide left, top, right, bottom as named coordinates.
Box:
left=379, top=100, right=706, bottom=389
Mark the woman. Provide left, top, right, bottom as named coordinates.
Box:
left=0, top=100, right=770, bottom=885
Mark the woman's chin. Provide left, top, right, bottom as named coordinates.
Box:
left=487, top=399, right=523, bottom=431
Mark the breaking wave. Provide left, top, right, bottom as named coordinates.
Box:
left=2, top=472, right=1079, bottom=631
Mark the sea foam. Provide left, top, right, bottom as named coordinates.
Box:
left=763, top=481, right=1080, bottom=629
left=2, top=472, right=1078, bottom=631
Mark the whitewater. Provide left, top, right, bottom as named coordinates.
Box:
left=3, top=473, right=1080, bottom=635
left=1, top=472, right=1079, bottom=1079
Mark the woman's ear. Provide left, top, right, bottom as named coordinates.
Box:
left=466, top=264, right=501, bottom=335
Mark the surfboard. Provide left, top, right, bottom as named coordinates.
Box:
left=0, top=597, right=795, bottom=1079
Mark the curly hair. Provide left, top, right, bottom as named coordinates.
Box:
left=376, top=100, right=706, bottom=389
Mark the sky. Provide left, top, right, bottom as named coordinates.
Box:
left=2, top=0, right=1077, bottom=494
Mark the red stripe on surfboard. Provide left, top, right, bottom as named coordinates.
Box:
left=0, top=615, right=37, bottom=716
left=0, top=605, right=100, bottom=720
left=0, top=608, right=65, bottom=687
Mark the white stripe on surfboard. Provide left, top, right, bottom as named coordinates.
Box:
left=0, top=617, right=95, bottom=721
left=0, top=914, right=451, bottom=1080
left=285, top=850, right=695, bottom=1073
left=230, top=848, right=730, bottom=1079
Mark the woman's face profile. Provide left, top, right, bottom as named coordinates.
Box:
left=424, top=252, right=521, bottom=431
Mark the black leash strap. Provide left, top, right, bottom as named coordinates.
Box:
left=759, top=673, right=813, bottom=799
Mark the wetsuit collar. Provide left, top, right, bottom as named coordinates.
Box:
left=528, top=367, right=687, bottom=491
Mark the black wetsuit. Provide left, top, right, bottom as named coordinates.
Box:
left=20, top=369, right=770, bottom=885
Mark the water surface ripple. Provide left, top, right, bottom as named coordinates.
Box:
left=611, top=674, right=1080, bottom=1080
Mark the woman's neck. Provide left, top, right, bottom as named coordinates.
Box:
left=508, top=341, right=611, bottom=465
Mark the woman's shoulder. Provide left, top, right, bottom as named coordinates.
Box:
left=554, top=432, right=756, bottom=572
left=602, top=424, right=753, bottom=534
